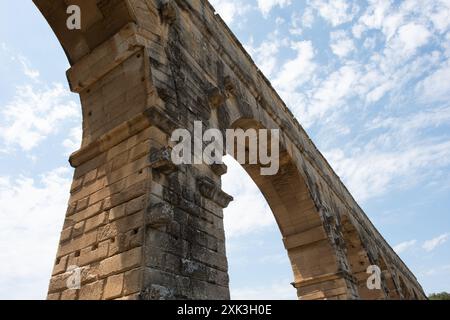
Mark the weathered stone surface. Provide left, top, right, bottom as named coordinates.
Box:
left=36, top=0, right=426, bottom=300
left=79, top=280, right=104, bottom=300
left=197, top=177, right=233, bottom=208
left=147, top=202, right=174, bottom=228
left=104, top=274, right=124, bottom=300
left=99, top=248, right=142, bottom=278
left=141, top=284, right=174, bottom=300
left=149, top=147, right=177, bottom=174
left=61, top=289, right=78, bottom=300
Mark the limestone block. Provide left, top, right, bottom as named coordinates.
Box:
left=124, top=268, right=142, bottom=296
left=99, top=247, right=142, bottom=278
left=149, top=147, right=177, bottom=174
left=146, top=202, right=174, bottom=227
left=104, top=273, right=124, bottom=300
left=79, top=280, right=105, bottom=300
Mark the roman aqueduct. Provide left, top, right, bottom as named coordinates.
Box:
left=34, top=0, right=426, bottom=300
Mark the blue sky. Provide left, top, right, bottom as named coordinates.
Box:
left=1, top=0, right=449, bottom=300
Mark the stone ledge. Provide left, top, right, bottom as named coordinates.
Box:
left=69, top=107, right=176, bottom=168
left=292, top=270, right=357, bottom=289
left=67, top=23, right=141, bottom=93
left=197, top=177, right=233, bottom=209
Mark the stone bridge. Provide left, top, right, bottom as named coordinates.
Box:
left=34, top=0, right=426, bottom=300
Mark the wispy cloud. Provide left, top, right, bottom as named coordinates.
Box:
left=309, top=0, right=359, bottom=27
left=416, top=60, right=450, bottom=103
left=0, top=168, right=71, bottom=299
left=325, top=140, right=450, bottom=202
left=0, top=83, right=80, bottom=152
left=245, top=31, right=288, bottom=77
left=17, top=56, right=40, bottom=80
left=209, top=0, right=252, bottom=25
left=257, top=0, right=292, bottom=17
left=0, top=43, right=40, bottom=80
left=423, top=233, right=450, bottom=252
left=330, top=30, right=356, bottom=58
left=394, top=240, right=417, bottom=254
left=273, top=40, right=316, bottom=91
left=62, top=126, right=82, bottom=156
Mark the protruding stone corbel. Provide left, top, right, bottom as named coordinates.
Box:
left=224, top=75, right=237, bottom=96
left=211, top=163, right=228, bottom=176
left=147, top=202, right=174, bottom=228
left=207, top=87, right=226, bottom=108
left=149, top=147, right=177, bottom=174
left=197, top=177, right=216, bottom=200
left=160, top=0, right=178, bottom=24
left=214, top=190, right=234, bottom=208
left=144, top=107, right=178, bottom=135
left=197, top=177, right=234, bottom=208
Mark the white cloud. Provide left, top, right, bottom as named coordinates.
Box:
left=245, top=31, right=288, bottom=77
left=289, top=8, right=315, bottom=35
left=324, top=139, right=450, bottom=202
left=231, top=279, right=297, bottom=300
left=423, top=233, right=450, bottom=252
left=353, top=0, right=398, bottom=39
left=369, top=106, right=450, bottom=133
left=389, top=23, right=431, bottom=59
left=302, top=7, right=315, bottom=28
left=304, top=64, right=359, bottom=123
left=257, top=0, right=292, bottom=17
left=429, top=1, right=450, bottom=33
left=309, top=0, right=359, bottom=27
left=62, top=126, right=82, bottom=156
left=0, top=83, right=80, bottom=151
left=0, top=44, right=40, bottom=80
left=223, top=156, right=276, bottom=238
left=17, top=56, right=40, bottom=80
left=210, top=0, right=251, bottom=25
left=353, top=0, right=443, bottom=43
left=416, top=60, right=450, bottom=102
left=394, top=240, right=417, bottom=254
left=273, top=40, right=316, bottom=91
left=330, top=30, right=356, bottom=58
left=0, top=167, right=72, bottom=299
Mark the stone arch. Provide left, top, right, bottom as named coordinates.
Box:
left=340, top=215, right=387, bottom=300
left=34, top=0, right=154, bottom=65
left=220, top=101, right=360, bottom=299
left=399, top=276, right=413, bottom=300
left=35, top=0, right=427, bottom=300
left=378, top=256, right=403, bottom=300
left=232, top=144, right=351, bottom=299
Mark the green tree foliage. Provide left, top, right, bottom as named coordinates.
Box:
left=428, top=292, right=450, bottom=300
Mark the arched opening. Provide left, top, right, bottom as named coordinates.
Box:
left=222, top=155, right=296, bottom=299
left=218, top=117, right=358, bottom=300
